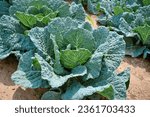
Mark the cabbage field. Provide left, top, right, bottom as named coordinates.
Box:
left=0, top=0, right=150, bottom=100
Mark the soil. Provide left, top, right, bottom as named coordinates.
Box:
left=0, top=55, right=150, bottom=100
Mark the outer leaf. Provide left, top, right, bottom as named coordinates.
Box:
left=62, top=80, right=112, bottom=100
left=29, top=27, right=54, bottom=57
left=85, top=69, right=130, bottom=100
left=93, top=27, right=109, bottom=48
left=0, top=1, right=9, bottom=17
left=35, top=54, right=87, bottom=88
left=69, top=2, right=86, bottom=22
left=0, top=15, right=34, bottom=59
left=60, top=48, right=92, bottom=69
left=51, top=34, right=64, bottom=75
left=118, top=68, right=130, bottom=89
left=97, top=31, right=125, bottom=73
left=41, top=89, right=61, bottom=100
left=84, top=30, right=125, bottom=80
left=11, top=51, right=49, bottom=88
left=130, top=46, right=146, bottom=57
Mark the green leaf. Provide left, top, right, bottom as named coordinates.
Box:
left=98, top=85, right=114, bottom=100
left=85, top=69, right=130, bottom=100
left=86, top=31, right=125, bottom=80
left=35, top=53, right=87, bottom=88
left=0, top=1, right=9, bottom=17
left=41, top=89, right=61, bottom=100
left=133, top=23, right=150, bottom=44
left=113, top=6, right=124, bottom=15
left=16, top=11, right=37, bottom=28
left=62, top=80, right=112, bottom=100
left=69, top=2, right=86, bottom=22
left=41, top=11, right=58, bottom=25
left=64, top=28, right=95, bottom=51
left=32, top=57, right=41, bottom=71
left=60, top=48, right=92, bottom=69
left=29, top=27, right=54, bottom=57
left=0, top=15, right=34, bottom=59
left=51, top=34, right=64, bottom=75
left=142, top=0, right=150, bottom=5
left=11, top=51, right=49, bottom=88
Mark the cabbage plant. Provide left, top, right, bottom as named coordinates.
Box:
left=11, top=17, right=130, bottom=100
left=0, top=0, right=86, bottom=60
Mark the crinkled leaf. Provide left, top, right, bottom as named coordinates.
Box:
left=131, top=46, right=146, bottom=57
left=118, top=68, right=130, bottom=89
left=133, top=23, right=150, bottom=44
left=0, top=1, right=9, bottom=17
left=97, top=31, right=125, bottom=73
left=50, top=34, right=64, bottom=75
left=0, top=15, right=34, bottom=59
left=35, top=54, right=87, bottom=88
left=9, top=0, right=62, bottom=16
left=57, top=2, right=71, bottom=17
left=119, top=18, right=136, bottom=37
left=113, top=6, right=124, bottom=15
left=64, top=28, right=95, bottom=51
left=62, top=80, right=112, bottom=100
left=79, top=22, right=93, bottom=31
left=85, top=69, right=130, bottom=100
left=47, top=17, right=79, bottom=38
left=41, top=89, right=61, bottom=100
left=93, top=27, right=109, bottom=48
left=10, top=0, right=85, bottom=22
left=84, top=30, right=125, bottom=80
left=69, top=2, right=86, bottom=22
left=16, top=11, right=37, bottom=28
left=60, top=48, right=92, bottom=69
left=29, top=27, right=54, bottom=57
left=47, top=17, right=80, bottom=50
left=11, top=51, right=49, bottom=88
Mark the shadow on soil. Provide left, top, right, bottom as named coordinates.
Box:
left=123, top=56, right=150, bottom=72
left=0, top=56, right=18, bottom=86
left=13, top=87, right=48, bottom=100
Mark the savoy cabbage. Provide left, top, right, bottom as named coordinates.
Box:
left=11, top=17, right=130, bottom=100
left=0, top=0, right=86, bottom=60
left=97, top=1, right=150, bottom=58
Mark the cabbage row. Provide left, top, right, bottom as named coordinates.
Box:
left=74, top=0, right=150, bottom=58
left=0, top=0, right=130, bottom=100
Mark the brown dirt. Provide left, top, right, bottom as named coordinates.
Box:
left=0, top=56, right=150, bottom=100
left=117, top=57, right=150, bottom=100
